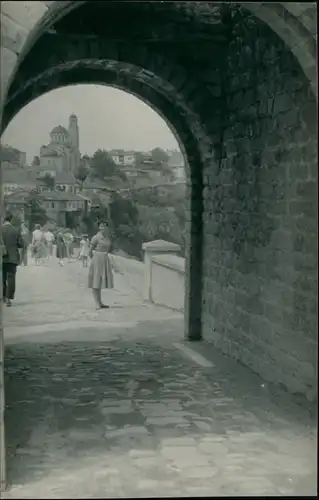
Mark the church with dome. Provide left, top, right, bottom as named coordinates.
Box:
left=39, top=114, right=80, bottom=174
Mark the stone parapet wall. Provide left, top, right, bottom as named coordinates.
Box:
left=149, top=254, right=185, bottom=312
left=111, top=254, right=145, bottom=297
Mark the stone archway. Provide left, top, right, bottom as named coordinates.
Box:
left=1, top=1, right=318, bottom=491
left=2, top=64, right=210, bottom=343
left=2, top=22, right=225, bottom=345
left=2, top=0, right=318, bottom=394
left=2, top=0, right=318, bottom=386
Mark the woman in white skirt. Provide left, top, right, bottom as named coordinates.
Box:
left=88, top=221, right=114, bottom=309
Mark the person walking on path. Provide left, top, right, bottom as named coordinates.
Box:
left=2, top=212, right=24, bottom=307
left=44, top=229, right=55, bottom=260
left=31, top=224, right=46, bottom=265
left=64, top=230, right=74, bottom=261
left=20, top=221, right=30, bottom=266
left=79, top=234, right=90, bottom=268
left=56, top=230, right=67, bottom=266
left=88, top=221, right=114, bottom=309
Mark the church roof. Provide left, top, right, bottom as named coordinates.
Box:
left=51, top=125, right=68, bottom=134
left=41, top=148, right=58, bottom=157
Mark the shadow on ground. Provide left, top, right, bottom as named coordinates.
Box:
left=4, top=332, right=317, bottom=497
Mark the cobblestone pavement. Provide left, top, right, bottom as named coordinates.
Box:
left=4, top=256, right=181, bottom=335
left=3, top=258, right=317, bottom=497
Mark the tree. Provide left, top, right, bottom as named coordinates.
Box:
left=74, top=159, right=89, bottom=190
left=134, top=152, right=145, bottom=167
left=90, top=149, right=117, bottom=180
left=109, top=194, right=143, bottom=258
left=109, top=193, right=139, bottom=227
left=32, top=156, right=40, bottom=167
left=42, top=174, right=55, bottom=191
left=24, top=191, right=48, bottom=230
left=80, top=191, right=111, bottom=236
left=151, top=147, right=169, bottom=165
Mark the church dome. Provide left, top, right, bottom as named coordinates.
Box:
left=51, top=125, right=68, bottom=135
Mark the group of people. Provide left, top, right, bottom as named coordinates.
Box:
left=1, top=214, right=114, bottom=309
left=30, top=226, right=74, bottom=266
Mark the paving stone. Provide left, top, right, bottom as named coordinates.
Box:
left=160, top=436, right=197, bottom=447
left=146, top=416, right=188, bottom=426
left=137, top=479, right=159, bottom=490
left=104, top=426, right=150, bottom=439
left=182, top=466, right=219, bottom=478
left=193, top=420, right=213, bottom=431
left=160, top=447, right=210, bottom=468
left=128, top=449, right=158, bottom=458
left=185, top=485, right=214, bottom=495
left=131, top=456, right=164, bottom=469
left=101, top=406, right=134, bottom=415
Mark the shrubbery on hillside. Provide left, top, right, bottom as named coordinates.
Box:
left=81, top=185, right=185, bottom=260
left=110, top=188, right=185, bottom=259
left=78, top=148, right=186, bottom=259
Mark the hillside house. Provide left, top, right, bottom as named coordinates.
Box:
left=167, top=150, right=185, bottom=180
left=4, top=189, right=90, bottom=228
left=0, top=145, right=27, bottom=167
left=109, top=150, right=137, bottom=166
left=40, top=190, right=89, bottom=227
left=2, top=168, right=39, bottom=196
left=37, top=169, right=78, bottom=193
left=4, top=190, right=31, bottom=222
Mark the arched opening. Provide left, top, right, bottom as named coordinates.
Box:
left=2, top=82, right=190, bottom=303
left=2, top=54, right=210, bottom=341
left=0, top=1, right=317, bottom=496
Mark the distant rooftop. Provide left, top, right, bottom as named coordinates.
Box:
left=41, top=190, right=89, bottom=202
left=55, top=171, right=76, bottom=184
left=82, top=179, right=111, bottom=190
left=109, top=149, right=138, bottom=156
left=0, top=144, right=26, bottom=163
left=3, top=168, right=38, bottom=185
left=167, top=151, right=184, bottom=168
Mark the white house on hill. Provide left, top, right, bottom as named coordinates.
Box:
left=109, top=150, right=136, bottom=166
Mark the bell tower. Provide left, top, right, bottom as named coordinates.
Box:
left=68, top=114, right=80, bottom=171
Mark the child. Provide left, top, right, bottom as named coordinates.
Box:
left=79, top=234, right=90, bottom=268
left=56, top=231, right=66, bottom=266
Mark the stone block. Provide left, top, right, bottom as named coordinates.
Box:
left=1, top=1, right=47, bottom=31
left=1, top=13, right=29, bottom=53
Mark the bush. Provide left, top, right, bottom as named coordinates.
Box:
left=83, top=186, right=186, bottom=259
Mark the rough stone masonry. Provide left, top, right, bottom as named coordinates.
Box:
left=200, top=9, right=318, bottom=401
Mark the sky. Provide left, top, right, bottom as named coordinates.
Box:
left=2, top=85, right=180, bottom=163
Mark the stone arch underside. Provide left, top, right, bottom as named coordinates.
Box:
left=1, top=2, right=318, bottom=400
left=1, top=1, right=317, bottom=106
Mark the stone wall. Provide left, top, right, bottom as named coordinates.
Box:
left=111, top=254, right=144, bottom=297
left=147, top=254, right=185, bottom=312
left=201, top=11, right=318, bottom=400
